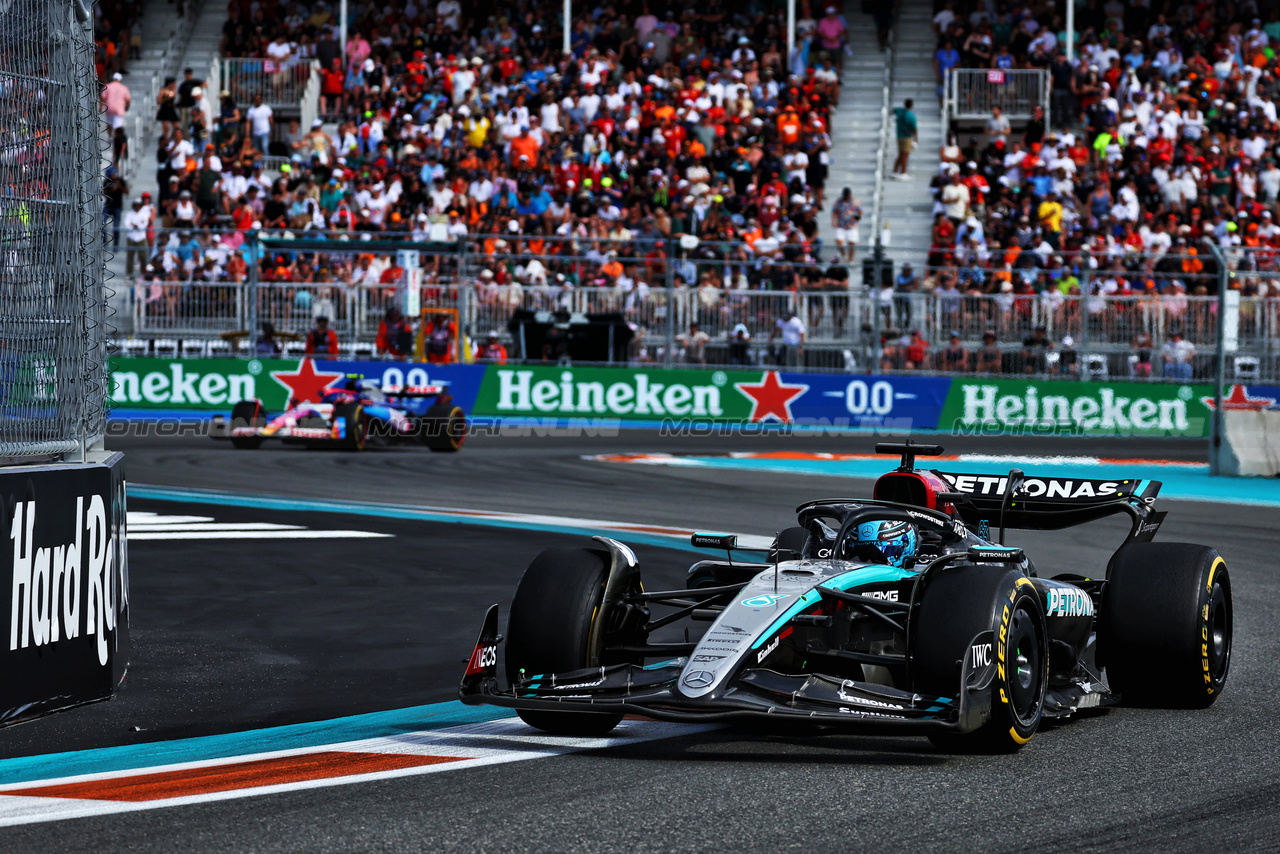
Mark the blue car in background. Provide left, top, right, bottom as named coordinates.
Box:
left=211, top=374, right=467, bottom=452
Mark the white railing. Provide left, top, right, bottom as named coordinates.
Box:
left=946, top=67, right=1050, bottom=124
left=299, top=61, right=321, bottom=135
left=869, top=30, right=894, bottom=255
left=220, top=57, right=319, bottom=110
left=123, top=277, right=1280, bottom=376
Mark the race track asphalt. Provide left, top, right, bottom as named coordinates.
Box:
left=2, top=428, right=1278, bottom=852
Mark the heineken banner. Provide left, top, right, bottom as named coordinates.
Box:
left=937, top=378, right=1218, bottom=438
left=473, top=366, right=952, bottom=428
left=109, top=358, right=1280, bottom=438
left=109, top=358, right=486, bottom=413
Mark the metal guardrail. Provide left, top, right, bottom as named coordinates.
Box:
left=117, top=285, right=1280, bottom=379
left=945, top=68, right=1049, bottom=124
left=109, top=230, right=1280, bottom=380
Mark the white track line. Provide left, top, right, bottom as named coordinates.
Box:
left=126, top=523, right=306, bottom=532
left=129, top=531, right=393, bottom=541
left=0, top=718, right=712, bottom=828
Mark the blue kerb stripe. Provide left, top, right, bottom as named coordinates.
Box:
left=0, top=700, right=514, bottom=786
left=110, top=409, right=217, bottom=422
left=127, top=485, right=712, bottom=555
left=750, top=565, right=909, bottom=649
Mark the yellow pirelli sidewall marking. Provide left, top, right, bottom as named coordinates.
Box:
left=1201, top=557, right=1224, bottom=690
left=1009, top=726, right=1032, bottom=744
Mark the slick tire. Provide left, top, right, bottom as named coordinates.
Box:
left=505, top=548, right=625, bottom=736
left=1101, top=543, right=1231, bottom=709
left=422, top=403, right=466, bottom=452
left=333, top=403, right=367, bottom=451
left=229, top=400, right=265, bottom=449
left=769, top=526, right=809, bottom=561
left=914, top=565, right=1048, bottom=754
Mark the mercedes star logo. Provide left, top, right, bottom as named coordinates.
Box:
left=682, top=670, right=715, bottom=689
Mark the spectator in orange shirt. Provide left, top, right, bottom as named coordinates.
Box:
left=778, top=106, right=802, bottom=146
left=601, top=250, right=624, bottom=280
left=510, top=126, right=540, bottom=169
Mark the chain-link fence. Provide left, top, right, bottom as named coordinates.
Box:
left=110, top=229, right=1280, bottom=381
left=0, top=0, right=107, bottom=460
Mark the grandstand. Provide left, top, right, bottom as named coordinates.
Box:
left=100, top=0, right=1280, bottom=381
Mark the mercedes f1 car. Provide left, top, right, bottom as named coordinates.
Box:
left=460, top=443, right=1232, bottom=752
left=211, top=374, right=466, bottom=452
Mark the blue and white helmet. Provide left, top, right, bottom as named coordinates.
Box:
left=846, top=520, right=919, bottom=568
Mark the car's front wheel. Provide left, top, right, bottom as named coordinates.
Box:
left=505, top=548, right=628, bottom=736
left=914, top=565, right=1048, bottom=753
left=333, top=403, right=367, bottom=451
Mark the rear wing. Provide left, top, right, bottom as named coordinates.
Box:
left=928, top=470, right=1163, bottom=534
left=382, top=383, right=451, bottom=397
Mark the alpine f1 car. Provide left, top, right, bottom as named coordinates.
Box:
left=211, top=374, right=466, bottom=452
left=460, top=443, right=1232, bottom=752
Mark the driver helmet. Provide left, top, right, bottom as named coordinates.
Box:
left=845, top=520, right=918, bottom=568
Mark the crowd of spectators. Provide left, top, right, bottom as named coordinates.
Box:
left=123, top=0, right=871, bottom=358
left=914, top=0, right=1280, bottom=375
left=114, top=0, right=1276, bottom=376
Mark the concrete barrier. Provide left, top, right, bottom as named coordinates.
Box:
left=1213, top=410, right=1280, bottom=477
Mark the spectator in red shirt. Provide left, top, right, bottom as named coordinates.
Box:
left=304, top=315, right=340, bottom=356
left=320, top=58, right=345, bottom=121
left=905, top=330, right=930, bottom=369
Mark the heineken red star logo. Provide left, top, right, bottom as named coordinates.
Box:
left=734, top=371, right=809, bottom=423
left=1200, top=385, right=1277, bottom=411
left=271, top=359, right=343, bottom=405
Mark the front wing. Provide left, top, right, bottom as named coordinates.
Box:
left=459, top=605, right=998, bottom=734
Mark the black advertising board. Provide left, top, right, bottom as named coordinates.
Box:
left=0, top=452, right=128, bottom=725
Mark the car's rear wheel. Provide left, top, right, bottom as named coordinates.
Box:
left=1100, top=543, right=1232, bottom=708
left=229, top=400, right=265, bottom=449
left=421, top=403, right=466, bottom=452
left=914, top=565, right=1048, bottom=753
left=505, top=548, right=627, bottom=736
left=333, top=402, right=367, bottom=451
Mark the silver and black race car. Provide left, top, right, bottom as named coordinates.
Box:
left=460, top=443, right=1232, bottom=752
